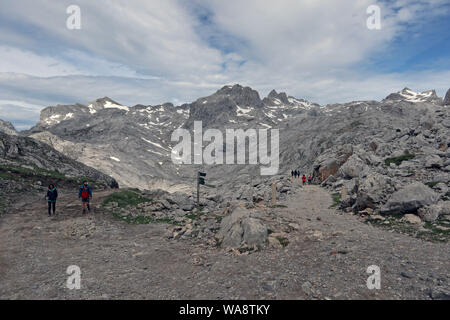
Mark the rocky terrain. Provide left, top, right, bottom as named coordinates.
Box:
left=1, top=84, right=449, bottom=300
left=0, top=182, right=448, bottom=300
left=20, top=85, right=450, bottom=225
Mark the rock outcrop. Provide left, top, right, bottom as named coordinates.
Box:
left=216, top=206, right=268, bottom=249
left=380, top=183, right=440, bottom=215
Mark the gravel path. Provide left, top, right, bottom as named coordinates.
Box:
left=0, top=185, right=448, bottom=299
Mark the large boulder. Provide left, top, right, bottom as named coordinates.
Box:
left=216, top=206, right=268, bottom=249
left=418, top=201, right=450, bottom=222
left=339, top=154, right=368, bottom=179
left=356, top=173, right=394, bottom=206
left=242, top=218, right=268, bottom=248
left=380, top=182, right=440, bottom=215
left=424, top=155, right=443, bottom=169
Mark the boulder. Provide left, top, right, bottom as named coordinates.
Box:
left=216, top=207, right=268, bottom=249
left=418, top=201, right=450, bottom=222
left=321, top=175, right=337, bottom=187
left=424, top=155, right=443, bottom=169
left=380, top=182, right=440, bottom=215
left=339, top=155, right=368, bottom=179
left=241, top=218, right=268, bottom=248
left=402, top=214, right=422, bottom=224
left=433, top=183, right=448, bottom=194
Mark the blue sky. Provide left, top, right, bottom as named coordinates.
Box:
left=0, top=0, right=449, bottom=130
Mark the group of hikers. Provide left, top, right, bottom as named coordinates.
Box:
left=291, top=170, right=312, bottom=185
left=44, top=181, right=93, bottom=216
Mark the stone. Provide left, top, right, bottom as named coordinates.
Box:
left=380, top=182, right=440, bottom=215
left=402, top=214, right=422, bottom=224
left=216, top=207, right=268, bottom=249
left=418, top=201, right=450, bottom=222
left=424, top=155, right=443, bottom=169
left=339, top=155, right=368, bottom=179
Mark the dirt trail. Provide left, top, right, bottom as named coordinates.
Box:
left=0, top=185, right=448, bottom=299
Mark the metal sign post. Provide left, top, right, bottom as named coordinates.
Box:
left=197, top=171, right=206, bottom=207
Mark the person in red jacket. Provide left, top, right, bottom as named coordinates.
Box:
left=78, top=181, right=93, bottom=214
left=302, top=174, right=306, bottom=185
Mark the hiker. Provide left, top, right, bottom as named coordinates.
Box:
left=291, top=170, right=294, bottom=178
left=308, top=175, right=312, bottom=184
left=294, top=170, right=298, bottom=178
left=302, top=174, right=306, bottom=185
left=46, top=184, right=58, bottom=216
left=78, top=181, right=93, bottom=214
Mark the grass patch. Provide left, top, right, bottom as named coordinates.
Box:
left=102, top=190, right=183, bottom=225
left=0, top=163, right=104, bottom=188
left=185, top=209, right=206, bottom=220
left=425, top=181, right=443, bottom=188
left=329, top=193, right=341, bottom=208
left=384, top=154, right=415, bottom=166
left=366, top=214, right=449, bottom=243
left=102, top=190, right=151, bottom=208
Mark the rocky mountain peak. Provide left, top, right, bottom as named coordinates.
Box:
left=384, top=87, right=441, bottom=103
left=213, top=84, right=263, bottom=107
left=266, top=89, right=290, bottom=105
left=87, top=97, right=128, bottom=114
left=0, top=119, right=18, bottom=136
left=444, top=88, right=450, bottom=106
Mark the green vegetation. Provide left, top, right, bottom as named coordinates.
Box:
left=329, top=193, right=341, bottom=208
left=384, top=154, right=415, bottom=166
left=186, top=209, right=206, bottom=220
left=425, top=181, right=446, bottom=188
left=366, top=214, right=449, bottom=243
left=103, top=189, right=151, bottom=208
left=0, top=163, right=104, bottom=188
left=102, top=189, right=182, bottom=225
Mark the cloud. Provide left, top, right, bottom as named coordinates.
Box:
left=0, top=0, right=448, bottom=129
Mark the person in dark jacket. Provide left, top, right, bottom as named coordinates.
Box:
left=78, top=181, right=93, bottom=214
left=46, top=184, right=58, bottom=216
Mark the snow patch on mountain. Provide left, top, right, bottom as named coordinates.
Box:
left=104, top=101, right=129, bottom=111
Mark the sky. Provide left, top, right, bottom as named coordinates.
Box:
left=0, top=0, right=449, bottom=130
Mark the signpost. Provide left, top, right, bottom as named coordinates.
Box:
left=197, top=171, right=206, bottom=207
left=271, top=182, right=277, bottom=206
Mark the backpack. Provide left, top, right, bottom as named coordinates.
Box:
left=81, top=189, right=89, bottom=199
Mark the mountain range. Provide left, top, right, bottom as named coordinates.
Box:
left=1, top=84, right=449, bottom=219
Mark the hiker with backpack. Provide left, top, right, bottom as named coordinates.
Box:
left=302, top=174, right=306, bottom=185
left=46, top=184, right=58, bottom=216
left=78, top=181, right=93, bottom=214
left=308, top=175, right=312, bottom=184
